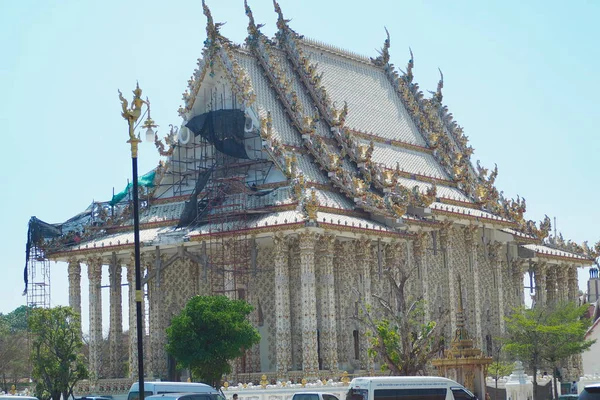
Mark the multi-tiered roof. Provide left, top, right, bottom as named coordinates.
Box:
left=33, top=0, right=596, bottom=266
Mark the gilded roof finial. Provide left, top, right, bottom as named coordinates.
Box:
left=406, top=47, right=414, bottom=83
left=202, top=0, right=227, bottom=46
left=273, top=0, right=301, bottom=39
left=371, top=27, right=390, bottom=67
left=244, top=0, right=264, bottom=42
left=435, top=68, right=444, bottom=103
left=273, top=0, right=287, bottom=31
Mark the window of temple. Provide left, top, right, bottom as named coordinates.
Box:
left=353, top=330, right=359, bottom=360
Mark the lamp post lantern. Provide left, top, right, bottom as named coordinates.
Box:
left=118, top=83, right=156, bottom=400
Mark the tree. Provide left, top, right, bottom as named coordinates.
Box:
left=354, top=244, right=447, bottom=376
left=0, top=306, right=31, bottom=393
left=28, top=306, right=88, bottom=400
left=504, top=303, right=595, bottom=400
left=489, top=361, right=514, bottom=400
left=166, top=295, right=261, bottom=387
left=540, top=302, right=595, bottom=400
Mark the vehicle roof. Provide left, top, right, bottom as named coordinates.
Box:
left=0, top=397, right=39, bottom=400
left=146, top=394, right=216, bottom=399
left=292, top=393, right=338, bottom=396
left=585, top=384, right=600, bottom=388
left=130, top=382, right=214, bottom=389
left=350, top=376, right=457, bottom=383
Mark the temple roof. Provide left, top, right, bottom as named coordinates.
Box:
left=30, top=0, right=595, bottom=264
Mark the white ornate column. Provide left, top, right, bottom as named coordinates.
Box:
left=273, top=233, right=292, bottom=377
left=557, top=265, right=569, bottom=301
left=87, top=257, right=103, bottom=380
left=148, top=252, right=167, bottom=380
left=413, top=232, right=429, bottom=320
left=488, top=241, right=504, bottom=334
left=67, top=258, right=82, bottom=323
left=568, top=265, right=579, bottom=303
left=223, top=239, right=236, bottom=299
left=317, top=233, right=338, bottom=372
left=464, top=225, right=482, bottom=346
left=512, top=260, right=526, bottom=307
left=108, top=257, right=123, bottom=378
left=298, top=231, right=319, bottom=377
left=546, top=265, right=557, bottom=304
left=440, top=222, right=456, bottom=334
left=356, top=237, right=373, bottom=371
left=534, top=262, right=547, bottom=307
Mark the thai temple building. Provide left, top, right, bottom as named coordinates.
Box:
left=25, top=0, right=598, bottom=386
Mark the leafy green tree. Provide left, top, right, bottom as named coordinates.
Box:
left=355, top=256, right=447, bottom=375
left=0, top=306, right=31, bottom=393
left=504, top=302, right=595, bottom=400
left=166, top=295, right=260, bottom=387
left=540, top=302, right=595, bottom=400
left=489, top=361, right=514, bottom=400
left=28, top=307, right=88, bottom=400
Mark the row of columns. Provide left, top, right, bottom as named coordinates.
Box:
left=67, top=256, right=142, bottom=381
left=534, top=262, right=580, bottom=307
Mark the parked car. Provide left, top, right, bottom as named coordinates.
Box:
left=579, top=384, right=600, bottom=400
left=292, top=392, right=339, bottom=400
left=145, top=393, right=225, bottom=400
left=128, top=382, right=222, bottom=400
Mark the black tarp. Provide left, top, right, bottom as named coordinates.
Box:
left=177, top=167, right=214, bottom=228
left=186, top=109, right=250, bottom=159
left=24, top=217, right=62, bottom=295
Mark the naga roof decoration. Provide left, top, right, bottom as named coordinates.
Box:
left=179, top=0, right=256, bottom=118
left=31, top=1, right=597, bottom=264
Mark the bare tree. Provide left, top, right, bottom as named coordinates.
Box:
left=353, top=240, right=448, bottom=375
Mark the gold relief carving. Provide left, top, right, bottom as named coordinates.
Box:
left=356, top=237, right=371, bottom=256
left=439, top=220, right=453, bottom=249
left=298, top=231, right=317, bottom=250
left=488, top=241, right=503, bottom=262
left=463, top=224, right=479, bottom=247
left=304, top=188, right=319, bottom=221
left=317, top=233, right=336, bottom=252
left=413, top=230, right=428, bottom=259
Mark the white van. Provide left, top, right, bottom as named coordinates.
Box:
left=127, top=382, right=223, bottom=400
left=346, top=376, right=477, bottom=400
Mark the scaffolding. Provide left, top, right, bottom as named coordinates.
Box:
left=26, top=243, right=51, bottom=309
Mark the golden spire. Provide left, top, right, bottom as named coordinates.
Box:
left=406, top=47, right=414, bottom=83
left=435, top=68, right=444, bottom=103
left=244, top=0, right=263, bottom=38
left=371, top=27, right=390, bottom=67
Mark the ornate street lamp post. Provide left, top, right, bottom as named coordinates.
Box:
left=118, top=83, right=157, bottom=400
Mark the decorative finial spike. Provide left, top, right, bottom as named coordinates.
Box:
left=435, top=68, right=444, bottom=103
left=406, top=47, right=414, bottom=83
left=371, top=27, right=391, bottom=67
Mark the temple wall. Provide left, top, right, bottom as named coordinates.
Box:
left=88, top=225, right=538, bottom=382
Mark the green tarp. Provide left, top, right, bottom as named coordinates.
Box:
left=109, top=170, right=156, bottom=206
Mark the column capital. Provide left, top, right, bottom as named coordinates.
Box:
left=87, top=258, right=102, bottom=282
left=439, top=220, right=453, bottom=249
left=463, top=224, right=479, bottom=248
left=534, top=261, right=548, bottom=274
left=412, top=231, right=427, bottom=259
left=488, top=241, right=503, bottom=263
left=298, top=230, right=317, bottom=250
left=355, top=237, right=371, bottom=255
left=317, top=233, right=336, bottom=252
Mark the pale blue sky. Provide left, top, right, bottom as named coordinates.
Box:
left=1, top=0, right=599, bottom=333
